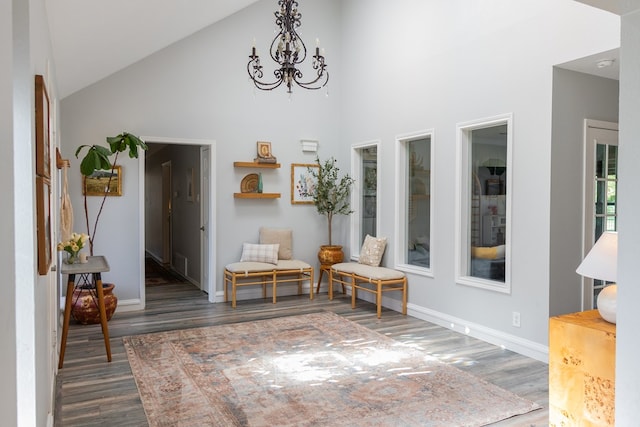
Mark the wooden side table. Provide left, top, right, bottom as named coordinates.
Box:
left=58, top=255, right=112, bottom=369
left=549, top=310, right=616, bottom=426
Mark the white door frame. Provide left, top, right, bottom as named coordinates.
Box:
left=139, top=136, right=217, bottom=306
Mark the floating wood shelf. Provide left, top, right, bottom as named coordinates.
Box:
left=234, top=193, right=281, bottom=199
left=234, top=161, right=280, bottom=169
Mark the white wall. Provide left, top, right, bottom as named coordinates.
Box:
left=60, top=0, right=344, bottom=305
left=2, top=0, right=60, bottom=425
left=338, top=0, right=619, bottom=353
left=616, top=6, right=640, bottom=424
left=549, top=69, right=619, bottom=316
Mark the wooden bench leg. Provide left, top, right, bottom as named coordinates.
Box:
left=402, top=278, right=408, bottom=315
left=351, top=275, right=357, bottom=309
left=328, top=269, right=334, bottom=300
left=309, top=269, right=314, bottom=300
left=223, top=272, right=228, bottom=302
left=376, top=280, right=382, bottom=319
left=271, top=270, right=278, bottom=304
left=232, top=275, right=237, bottom=308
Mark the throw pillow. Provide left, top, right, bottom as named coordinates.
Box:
left=259, top=227, right=293, bottom=260
left=359, top=235, right=387, bottom=267
left=471, top=245, right=505, bottom=260
left=240, top=243, right=280, bottom=264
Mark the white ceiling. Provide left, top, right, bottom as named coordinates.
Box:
left=46, top=0, right=622, bottom=99
left=46, top=0, right=260, bottom=98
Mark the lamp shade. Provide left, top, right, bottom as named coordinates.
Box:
left=576, top=232, right=618, bottom=281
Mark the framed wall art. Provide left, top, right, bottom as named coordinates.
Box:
left=35, top=75, right=51, bottom=178
left=291, top=163, right=318, bottom=204
left=257, top=141, right=273, bottom=159
left=83, top=166, right=123, bottom=196
left=187, top=167, right=194, bottom=202
left=36, top=176, right=52, bottom=275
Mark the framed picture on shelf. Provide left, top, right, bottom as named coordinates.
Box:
left=257, top=141, right=273, bottom=159
left=291, top=163, right=319, bottom=204
left=36, top=176, right=52, bottom=275
left=35, top=75, right=50, bottom=178
left=83, top=166, right=122, bottom=196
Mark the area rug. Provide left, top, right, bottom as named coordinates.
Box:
left=123, top=312, right=540, bottom=427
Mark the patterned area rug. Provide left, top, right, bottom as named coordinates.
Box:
left=123, top=312, right=540, bottom=426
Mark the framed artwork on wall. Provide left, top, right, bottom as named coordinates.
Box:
left=36, top=176, right=52, bottom=275
left=83, top=166, right=122, bottom=196
left=187, top=167, right=194, bottom=202
left=35, top=75, right=51, bottom=178
left=291, top=163, right=318, bottom=204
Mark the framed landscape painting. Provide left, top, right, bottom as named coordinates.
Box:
left=83, top=166, right=123, bottom=196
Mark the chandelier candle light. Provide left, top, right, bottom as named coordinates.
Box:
left=248, top=0, right=328, bottom=93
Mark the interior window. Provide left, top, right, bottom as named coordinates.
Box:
left=457, top=116, right=511, bottom=293
left=360, top=147, right=377, bottom=242
left=351, top=143, right=379, bottom=254
left=406, top=137, right=431, bottom=268
left=395, top=132, right=432, bottom=272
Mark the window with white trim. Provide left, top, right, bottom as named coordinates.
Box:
left=457, top=115, right=511, bottom=293
left=396, top=132, right=432, bottom=271
left=351, top=143, right=379, bottom=254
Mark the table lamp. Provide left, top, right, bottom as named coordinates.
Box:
left=576, top=231, right=618, bottom=323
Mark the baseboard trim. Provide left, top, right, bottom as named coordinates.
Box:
left=406, top=303, right=549, bottom=363
left=319, top=290, right=548, bottom=363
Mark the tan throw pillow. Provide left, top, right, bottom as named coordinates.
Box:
left=240, top=243, right=279, bottom=264
left=359, top=235, right=387, bottom=267
left=259, top=227, right=293, bottom=260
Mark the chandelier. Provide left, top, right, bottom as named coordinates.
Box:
left=247, top=0, right=329, bottom=94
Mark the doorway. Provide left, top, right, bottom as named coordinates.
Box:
left=141, top=136, right=216, bottom=306
left=582, top=120, right=618, bottom=310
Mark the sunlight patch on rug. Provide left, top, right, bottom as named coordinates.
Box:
left=123, top=312, right=541, bottom=426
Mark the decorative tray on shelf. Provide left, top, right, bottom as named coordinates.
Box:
left=240, top=173, right=259, bottom=193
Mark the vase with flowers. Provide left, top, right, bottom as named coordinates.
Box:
left=57, top=232, right=89, bottom=264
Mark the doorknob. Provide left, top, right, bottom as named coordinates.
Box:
left=200, top=226, right=205, bottom=231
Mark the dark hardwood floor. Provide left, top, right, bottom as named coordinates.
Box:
left=54, top=267, right=548, bottom=426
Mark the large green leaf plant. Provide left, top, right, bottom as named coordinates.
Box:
left=75, top=132, right=147, bottom=254
left=306, top=157, right=355, bottom=246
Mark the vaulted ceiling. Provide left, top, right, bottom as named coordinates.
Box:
left=46, top=0, right=621, bottom=100
left=46, top=0, right=260, bottom=98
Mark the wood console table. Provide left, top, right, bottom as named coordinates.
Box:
left=549, top=310, right=616, bottom=426
left=58, top=255, right=112, bottom=369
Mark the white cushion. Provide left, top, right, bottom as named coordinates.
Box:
left=359, top=235, right=387, bottom=267
left=240, top=243, right=279, bottom=264
left=274, top=260, right=312, bottom=271
left=332, top=262, right=405, bottom=281
left=225, top=261, right=278, bottom=273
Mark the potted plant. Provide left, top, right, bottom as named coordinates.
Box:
left=75, top=132, right=147, bottom=255
left=306, top=157, right=355, bottom=265
left=67, top=132, right=147, bottom=324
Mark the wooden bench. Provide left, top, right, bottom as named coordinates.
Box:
left=223, top=227, right=313, bottom=308
left=223, top=260, right=314, bottom=308
left=329, top=262, right=407, bottom=318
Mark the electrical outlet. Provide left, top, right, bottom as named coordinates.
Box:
left=512, top=311, right=521, bottom=328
